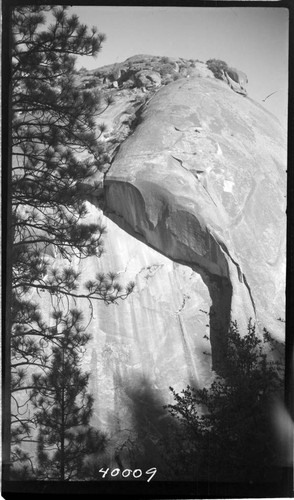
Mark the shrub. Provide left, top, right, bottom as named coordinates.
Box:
left=162, top=320, right=284, bottom=482
left=206, top=58, right=229, bottom=79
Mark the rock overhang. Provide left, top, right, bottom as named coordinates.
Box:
left=103, top=74, right=286, bottom=342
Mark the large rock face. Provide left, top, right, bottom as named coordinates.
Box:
left=35, top=58, right=287, bottom=470
left=77, top=68, right=286, bottom=468
left=104, top=76, right=286, bottom=352
left=74, top=206, right=214, bottom=469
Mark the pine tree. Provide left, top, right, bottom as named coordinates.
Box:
left=29, top=309, right=106, bottom=481
left=5, top=5, right=134, bottom=477
left=162, top=321, right=284, bottom=482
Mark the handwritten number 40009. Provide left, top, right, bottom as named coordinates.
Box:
left=99, top=467, right=157, bottom=482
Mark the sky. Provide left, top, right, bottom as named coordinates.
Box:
left=70, top=6, right=288, bottom=129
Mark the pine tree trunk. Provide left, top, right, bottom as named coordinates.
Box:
left=60, top=345, right=65, bottom=481
left=3, top=1, right=13, bottom=478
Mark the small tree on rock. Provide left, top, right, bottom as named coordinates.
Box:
left=206, top=59, right=229, bottom=79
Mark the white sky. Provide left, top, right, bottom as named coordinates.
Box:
left=70, top=6, right=288, bottom=129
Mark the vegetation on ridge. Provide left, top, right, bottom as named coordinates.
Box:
left=206, top=58, right=229, bottom=79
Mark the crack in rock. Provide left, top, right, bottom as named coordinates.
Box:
left=171, top=154, right=218, bottom=207
left=175, top=293, right=191, bottom=314
left=136, top=264, right=164, bottom=280
left=217, top=238, right=256, bottom=315
left=177, top=314, right=199, bottom=383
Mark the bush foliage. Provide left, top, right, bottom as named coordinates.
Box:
left=162, top=321, right=284, bottom=482
left=206, top=58, right=229, bottom=80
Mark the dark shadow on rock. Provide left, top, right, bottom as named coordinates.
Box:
left=114, top=375, right=187, bottom=480
left=199, top=271, right=232, bottom=375
left=116, top=365, right=287, bottom=484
